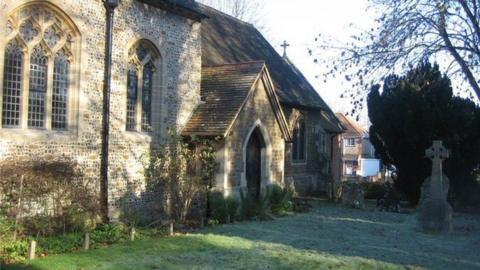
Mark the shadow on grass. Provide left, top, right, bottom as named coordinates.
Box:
left=5, top=202, right=480, bottom=270
left=201, top=201, right=480, bottom=270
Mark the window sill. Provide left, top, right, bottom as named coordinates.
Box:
left=0, top=127, right=76, bottom=142
left=123, top=130, right=154, bottom=143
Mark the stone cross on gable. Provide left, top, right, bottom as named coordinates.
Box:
left=425, top=140, right=449, bottom=189
left=281, top=40, right=290, bottom=58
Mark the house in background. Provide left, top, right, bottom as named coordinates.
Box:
left=335, top=113, right=380, bottom=182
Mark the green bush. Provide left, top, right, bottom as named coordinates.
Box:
left=210, top=192, right=228, bottom=223
left=267, top=184, right=294, bottom=215
left=90, top=224, right=127, bottom=246
left=224, top=196, right=239, bottom=222
left=239, top=190, right=270, bottom=220
left=1, top=240, right=28, bottom=264
left=210, top=192, right=239, bottom=223
left=37, top=233, right=83, bottom=255
left=361, top=181, right=387, bottom=200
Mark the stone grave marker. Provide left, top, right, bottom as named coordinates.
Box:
left=341, top=181, right=365, bottom=209
left=417, top=140, right=453, bottom=233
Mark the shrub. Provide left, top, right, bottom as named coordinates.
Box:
left=0, top=240, right=28, bottom=264
left=210, top=192, right=228, bottom=223
left=37, top=233, right=83, bottom=255
left=238, top=190, right=270, bottom=220
left=267, top=184, right=294, bottom=215
left=90, top=224, right=127, bottom=247
left=146, top=131, right=219, bottom=223
left=376, top=182, right=402, bottom=212
left=361, top=181, right=387, bottom=200
left=209, top=192, right=239, bottom=223
left=224, top=196, right=239, bottom=222
left=0, top=158, right=100, bottom=237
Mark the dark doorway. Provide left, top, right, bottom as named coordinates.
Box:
left=246, top=128, right=265, bottom=198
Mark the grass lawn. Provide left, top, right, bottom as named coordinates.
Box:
left=4, top=201, right=480, bottom=270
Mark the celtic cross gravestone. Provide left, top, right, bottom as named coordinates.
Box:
left=417, top=140, right=453, bottom=233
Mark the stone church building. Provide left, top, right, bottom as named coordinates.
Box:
left=0, top=0, right=343, bottom=219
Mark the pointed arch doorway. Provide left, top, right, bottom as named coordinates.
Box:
left=245, top=128, right=266, bottom=198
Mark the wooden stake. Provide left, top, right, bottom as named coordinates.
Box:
left=130, top=227, right=136, bottom=241
left=28, top=240, right=36, bottom=260
left=13, top=175, right=24, bottom=241
left=169, top=223, right=174, bottom=236
left=83, top=233, right=90, bottom=250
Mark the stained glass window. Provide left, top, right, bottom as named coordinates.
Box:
left=126, top=68, right=137, bottom=131
left=2, top=41, right=23, bottom=127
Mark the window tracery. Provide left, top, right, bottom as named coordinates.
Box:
left=2, top=4, right=77, bottom=130
left=126, top=40, right=160, bottom=132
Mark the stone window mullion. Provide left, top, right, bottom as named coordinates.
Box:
left=136, top=66, right=144, bottom=132
left=20, top=48, right=31, bottom=129
left=45, top=54, right=54, bottom=130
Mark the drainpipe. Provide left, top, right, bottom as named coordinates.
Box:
left=101, top=0, right=119, bottom=223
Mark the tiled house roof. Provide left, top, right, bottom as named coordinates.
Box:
left=335, top=113, right=366, bottom=137
left=198, top=3, right=331, bottom=111
left=183, top=61, right=290, bottom=139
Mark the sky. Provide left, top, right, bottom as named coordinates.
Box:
left=258, top=0, right=375, bottom=127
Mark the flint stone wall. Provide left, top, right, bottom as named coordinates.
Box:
left=0, top=0, right=202, bottom=220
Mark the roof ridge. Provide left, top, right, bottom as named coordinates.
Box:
left=202, top=61, right=265, bottom=68
left=195, top=2, right=253, bottom=27
left=335, top=113, right=366, bottom=134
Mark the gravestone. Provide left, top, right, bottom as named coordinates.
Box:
left=341, top=181, right=364, bottom=209
left=417, top=140, right=453, bottom=233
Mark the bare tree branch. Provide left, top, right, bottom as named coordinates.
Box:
left=311, top=0, right=480, bottom=116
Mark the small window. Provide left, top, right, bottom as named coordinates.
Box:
left=126, top=68, right=137, bottom=131
left=345, top=138, right=356, bottom=147
left=292, top=118, right=306, bottom=162
left=319, top=132, right=327, bottom=153
left=345, top=160, right=358, bottom=176
left=126, top=40, right=160, bottom=132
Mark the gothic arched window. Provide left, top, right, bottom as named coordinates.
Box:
left=1, top=4, right=78, bottom=130
left=126, top=40, right=160, bottom=132
left=292, top=118, right=306, bottom=162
